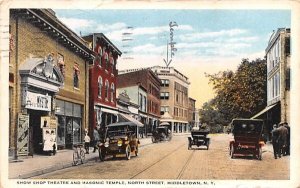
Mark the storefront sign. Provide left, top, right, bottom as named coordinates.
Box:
left=25, top=91, right=51, bottom=111
left=17, top=113, right=29, bottom=156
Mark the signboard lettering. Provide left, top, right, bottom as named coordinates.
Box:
left=25, top=91, right=51, bottom=111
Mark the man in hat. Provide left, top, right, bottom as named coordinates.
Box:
left=277, top=122, right=288, bottom=157
left=283, top=122, right=290, bottom=156
left=271, top=124, right=280, bottom=159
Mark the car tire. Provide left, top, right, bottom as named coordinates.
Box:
left=98, top=148, right=105, bottom=161
left=258, top=147, right=262, bottom=160
left=126, top=145, right=131, bottom=160
left=135, top=146, right=138, bottom=157
left=151, top=136, right=156, bottom=143
left=230, top=144, right=235, bottom=159
left=73, top=152, right=78, bottom=166
left=80, top=149, right=85, bottom=164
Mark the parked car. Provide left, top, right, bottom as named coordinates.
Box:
left=229, top=118, right=265, bottom=160
left=151, top=126, right=172, bottom=143
left=98, top=122, right=140, bottom=161
left=188, top=127, right=210, bottom=150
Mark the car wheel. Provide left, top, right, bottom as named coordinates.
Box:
left=126, top=145, right=131, bottom=160
left=73, top=152, right=78, bottom=166
left=230, top=144, right=235, bottom=159
left=135, top=146, right=138, bottom=157
left=98, top=148, right=105, bottom=161
left=151, top=136, right=156, bottom=143
left=258, top=147, right=262, bottom=160
left=80, top=149, right=85, bottom=164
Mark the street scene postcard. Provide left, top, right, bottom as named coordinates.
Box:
left=1, top=1, right=300, bottom=188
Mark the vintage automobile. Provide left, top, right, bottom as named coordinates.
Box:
left=98, top=122, right=140, bottom=161
left=188, top=127, right=210, bottom=150
left=151, top=126, right=172, bottom=143
left=229, top=118, right=265, bottom=160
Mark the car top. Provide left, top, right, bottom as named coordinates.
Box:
left=231, top=118, right=263, bottom=136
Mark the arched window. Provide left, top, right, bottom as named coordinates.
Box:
left=97, top=45, right=103, bottom=66
left=110, top=57, right=115, bottom=73
left=103, top=51, right=109, bottom=70
left=111, top=83, right=115, bottom=102
left=105, top=80, right=109, bottom=100
left=98, top=76, right=102, bottom=98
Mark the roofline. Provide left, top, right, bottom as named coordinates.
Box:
left=84, top=33, right=122, bottom=56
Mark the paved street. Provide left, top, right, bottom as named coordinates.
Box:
left=33, top=134, right=289, bottom=180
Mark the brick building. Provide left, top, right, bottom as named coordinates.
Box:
left=252, top=28, right=290, bottom=140
left=118, top=69, right=161, bottom=135
left=9, top=9, right=94, bottom=157
left=82, top=33, right=121, bottom=136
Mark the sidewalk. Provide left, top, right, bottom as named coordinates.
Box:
left=9, top=137, right=153, bottom=179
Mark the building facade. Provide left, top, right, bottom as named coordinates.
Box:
left=188, top=97, right=197, bottom=130
left=118, top=69, right=161, bottom=135
left=82, top=33, right=121, bottom=137
left=9, top=9, right=94, bottom=156
left=148, top=66, right=190, bottom=133
left=252, top=28, right=290, bottom=139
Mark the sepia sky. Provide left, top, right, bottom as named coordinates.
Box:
left=54, top=9, right=290, bottom=108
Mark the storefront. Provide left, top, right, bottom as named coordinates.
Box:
left=55, top=99, right=83, bottom=149
left=19, top=55, right=63, bottom=154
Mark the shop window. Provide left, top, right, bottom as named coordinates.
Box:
left=98, top=76, right=103, bottom=98
left=111, top=83, right=115, bottom=103
left=57, top=116, right=66, bottom=145
left=72, top=118, right=81, bottom=143
left=73, top=63, right=80, bottom=88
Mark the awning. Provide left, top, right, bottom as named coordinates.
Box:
left=251, top=103, right=278, bottom=119
left=119, top=113, right=144, bottom=127
left=101, top=107, right=118, bottom=115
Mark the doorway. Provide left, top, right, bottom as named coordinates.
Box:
left=28, top=109, right=49, bottom=154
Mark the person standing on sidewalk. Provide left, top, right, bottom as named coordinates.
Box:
left=84, top=133, right=91, bottom=154
left=271, top=124, right=280, bottom=159
left=277, top=122, right=288, bottom=157
left=283, top=122, right=290, bottom=156
left=93, top=127, right=100, bottom=153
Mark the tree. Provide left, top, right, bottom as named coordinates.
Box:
left=203, top=58, right=267, bottom=125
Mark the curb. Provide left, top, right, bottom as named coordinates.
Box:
left=11, top=139, right=153, bottom=179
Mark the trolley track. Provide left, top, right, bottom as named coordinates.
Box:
left=130, top=142, right=196, bottom=179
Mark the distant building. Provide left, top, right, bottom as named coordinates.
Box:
left=188, top=98, right=197, bottom=130
left=252, top=28, right=290, bottom=139
left=117, top=69, right=161, bottom=135
left=82, top=33, right=122, bottom=137
left=120, top=66, right=191, bottom=133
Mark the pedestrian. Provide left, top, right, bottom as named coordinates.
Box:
left=271, top=124, right=280, bottom=159
left=84, top=133, right=90, bottom=154
left=93, top=127, right=100, bottom=153
left=277, top=122, right=288, bottom=156
left=283, top=122, right=290, bottom=155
